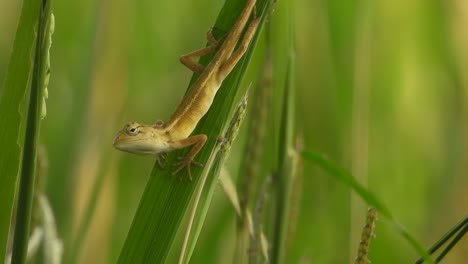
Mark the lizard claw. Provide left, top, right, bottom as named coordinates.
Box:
left=153, top=120, right=165, bottom=128
left=206, top=28, right=219, bottom=47
left=172, top=156, right=203, bottom=181
left=156, top=153, right=168, bottom=170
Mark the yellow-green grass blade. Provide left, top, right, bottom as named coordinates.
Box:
left=117, top=0, right=270, bottom=263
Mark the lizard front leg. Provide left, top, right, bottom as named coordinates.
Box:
left=156, top=152, right=168, bottom=169
left=171, top=134, right=208, bottom=180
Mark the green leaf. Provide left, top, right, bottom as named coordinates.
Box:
left=0, top=0, right=42, bottom=259
left=10, top=0, right=54, bottom=262
left=117, top=0, right=270, bottom=263
left=179, top=90, right=250, bottom=264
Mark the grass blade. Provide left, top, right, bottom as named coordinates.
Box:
left=414, top=216, right=468, bottom=264
left=179, top=90, right=250, bottom=264
left=271, top=29, right=296, bottom=264
left=301, top=150, right=435, bottom=263
left=0, top=0, right=42, bottom=259
left=117, top=1, right=269, bottom=263
left=10, top=0, right=53, bottom=263
left=302, top=150, right=391, bottom=218
left=433, top=220, right=467, bottom=262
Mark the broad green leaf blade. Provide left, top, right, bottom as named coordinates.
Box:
left=301, top=150, right=434, bottom=264
left=0, top=0, right=42, bottom=259
left=117, top=0, right=269, bottom=263
left=11, top=0, right=53, bottom=263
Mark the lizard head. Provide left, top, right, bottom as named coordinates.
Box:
left=113, top=122, right=172, bottom=155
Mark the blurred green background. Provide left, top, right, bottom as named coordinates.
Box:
left=1, top=0, right=467, bottom=263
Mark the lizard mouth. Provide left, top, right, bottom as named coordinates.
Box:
left=113, top=140, right=148, bottom=154
left=113, top=135, right=160, bottom=155
left=113, top=136, right=144, bottom=147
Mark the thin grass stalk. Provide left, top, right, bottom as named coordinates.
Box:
left=414, top=216, right=468, bottom=264
left=354, top=207, right=377, bottom=264
left=0, top=0, right=43, bottom=259
left=11, top=1, right=49, bottom=262
left=235, top=27, right=273, bottom=264
left=66, top=153, right=112, bottom=264
left=436, top=222, right=468, bottom=263
left=249, top=177, right=269, bottom=264
left=178, top=144, right=220, bottom=264
left=271, top=26, right=295, bottom=264
left=434, top=221, right=467, bottom=262
left=179, top=92, right=249, bottom=264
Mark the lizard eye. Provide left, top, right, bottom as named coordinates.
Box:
left=127, top=126, right=139, bottom=136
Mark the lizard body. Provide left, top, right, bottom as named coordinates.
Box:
left=113, top=0, right=259, bottom=179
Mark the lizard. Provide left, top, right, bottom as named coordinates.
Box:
left=113, top=0, right=260, bottom=180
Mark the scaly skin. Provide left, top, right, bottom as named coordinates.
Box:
left=113, top=0, right=260, bottom=180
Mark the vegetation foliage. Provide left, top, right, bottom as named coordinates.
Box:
left=0, top=0, right=466, bottom=263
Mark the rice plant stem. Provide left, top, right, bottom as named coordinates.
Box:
left=414, top=216, right=468, bottom=264
left=178, top=147, right=219, bottom=264
left=10, top=2, right=46, bottom=263
left=435, top=222, right=467, bottom=262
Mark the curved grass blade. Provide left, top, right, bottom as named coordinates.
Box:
left=301, top=150, right=435, bottom=264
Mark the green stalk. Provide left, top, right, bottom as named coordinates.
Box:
left=11, top=0, right=52, bottom=263
left=0, top=0, right=42, bottom=258
left=414, top=216, right=468, bottom=264
left=236, top=25, right=272, bottom=264
left=66, top=153, right=112, bottom=264
left=271, top=46, right=295, bottom=264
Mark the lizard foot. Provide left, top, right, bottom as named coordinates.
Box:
left=172, top=156, right=203, bottom=181
left=156, top=153, right=168, bottom=170
left=206, top=28, right=219, bottom=47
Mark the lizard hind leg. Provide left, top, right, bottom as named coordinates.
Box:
left=179, top=29, right=220, bottom=74
left=206, top=28, right=219, bottom=46
left=217, top=16, right=260, bottom=81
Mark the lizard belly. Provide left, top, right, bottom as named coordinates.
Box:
left=169, top=78, right=221, bottom=139
left=114, top=138, right=173, bottom=155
